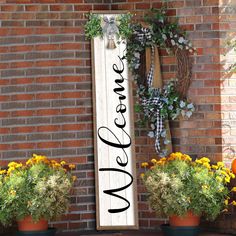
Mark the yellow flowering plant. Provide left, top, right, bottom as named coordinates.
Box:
left=0, top=154, right=76, bottom=226
left=141, top=152, right=236, bottom=221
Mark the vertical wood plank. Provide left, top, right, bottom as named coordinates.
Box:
left=91, top=12, right=138, bottom=230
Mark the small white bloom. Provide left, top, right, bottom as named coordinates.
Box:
left=134, top=52, right=140, bottom=59
left=178, top=37, right=185, bottom=43
left=180, top=100, right=186, bottom=108
left=168, top=105, right=173, bottom=110
left=162, top=34, right=167, bottom=40
left=187, top=103, right=194, bottom=109
left=171, top=39, right=175, bottom=46
left=161, top=130, right=167, bottom=138
left=186, top=111, right=193, bottom=118
left=164, top=139, right=171, bottom=145
left=148, top=131, right=155, bottom=138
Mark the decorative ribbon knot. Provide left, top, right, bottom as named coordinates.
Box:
left=103, top=16, right=119, bottom=49
left=134, top=27, right=152, bottom=46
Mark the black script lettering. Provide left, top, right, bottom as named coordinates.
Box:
left=99, top=167, right=133, bottom=213
left=114, top=103, right=127, bottom=129
left=98, top=126, right=131, bottom=166
left=113, top=56, right=126, bottom=101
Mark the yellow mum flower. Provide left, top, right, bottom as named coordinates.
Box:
left=8, top=162, right=18, bottom=168
left=225, top=199, right=229, bottom=205
left=199, top=157, right=210, bottom=163
left=217, top=161, right=225, bottom=168
left=141, top=162, right=149, bottom=168
left=230, top=173, right=236, bottom=179
left=140, top=173, right=145, bottom=178
left=195, top=159, right=202, bottom=164
left=225, top=176, right=231, bottom=183
left=231, top=187, right=236, bottom=192
left=53, top=163, right=61, bottom=168
left=60, top=161, right=66, bottom=165
left=72, top=176, right=77, bottom=181
left=151, top=159, right=157, bottom=164
left=212, top=165, right=218, bottom=170
left=182, top=154, right=192, bottom=161
left=0, top=170, right=6, bottom=175
left=232, top=201, right=236, bottom=206
left=221, top=171, right=228, bottom=176
left=7, top=167, right=16, bottom=175
left=203, top=162, right=211, bottom=169
left=69, top=164, right=76, bottom=169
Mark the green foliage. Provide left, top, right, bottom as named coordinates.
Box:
left=0, top=155, right=76, bottom=226
left=84, top=13, right=103, bottom=39
left=85, top=13, right=132, bottom=40
left=142, top=153, right=235, bottom=221
left=117, top=13, right=133, bottom=39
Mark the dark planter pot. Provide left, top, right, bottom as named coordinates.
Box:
left=161, top=224, right=201, bottom=236
left=16, top=228, right=56, bottom=236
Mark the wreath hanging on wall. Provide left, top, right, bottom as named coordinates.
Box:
left=85, top=8, right=196, bottom=156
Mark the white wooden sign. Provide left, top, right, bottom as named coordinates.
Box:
left=91, top=12, right=138, bottom=230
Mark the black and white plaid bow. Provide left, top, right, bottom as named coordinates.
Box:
left=134, top=27, right=163, bottom=153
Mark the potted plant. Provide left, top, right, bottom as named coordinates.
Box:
left=0, top=154, right=76, bottom=236
left=141, top=152, right=236, bottom=236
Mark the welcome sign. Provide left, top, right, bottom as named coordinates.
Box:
left=91, top=13, right=138, bottom=230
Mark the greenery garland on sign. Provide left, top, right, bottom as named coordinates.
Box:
left=85, top=8, right=195, bottom=156
left=85, top=13, right=132, bottom=40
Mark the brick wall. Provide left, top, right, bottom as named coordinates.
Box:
left=0, top=0, right=236, bottom=234
left=0, top=0, right=111, bottom=232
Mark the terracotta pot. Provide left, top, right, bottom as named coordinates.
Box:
left=17, top=216, right=48, bottom=232
left=169, top=211, right=200, bottom=227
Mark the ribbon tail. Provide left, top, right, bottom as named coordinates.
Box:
left=155, top=111, right=163, bottom=154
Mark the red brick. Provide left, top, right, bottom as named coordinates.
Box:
left=37, top=142, right=61, bottom=148
left=37, top=109, right=60, bottom=116
left=36, top=93, right=60, bottom=100
left=35, top=60, right=61, bottom=67
left=37, top=125, right=61, bottom=132
left=135, top=3, right=150, bottom=9
left=11, top=126, right=36, bottom=133
left=35, top=76, right=61, bottom=84
left=62, top=140, right=87, bottom=147
left=11, top=94, right=34, bottom=101
left=9, top=45, right=34, bottom=52
left=11, top=110, right=34, bottom=117
left=12, top=143, right=35, bottom=149
left=35, top=44, right=60, bottom=51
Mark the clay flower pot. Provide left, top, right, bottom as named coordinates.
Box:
left=169, top=211, right=200, bottom=227
left=17, top=216, right=48, bottom=232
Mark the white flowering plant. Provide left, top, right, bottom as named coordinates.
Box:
left=0, top=154, right=76, bottom=226
left=141, top=152, right=236, bottom=221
